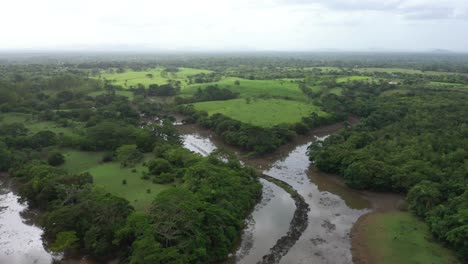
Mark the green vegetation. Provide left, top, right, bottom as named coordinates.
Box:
left=364, top=212, right=459, bottom=264
left=309, top=89, right=468, bottom=260
left=193, top=98, right=326, bottom=127
left=88, top=90, right=135, bottom=99
left=88, top=162, right=168, bottom=211
left=98, top=67, right=212, bottom=88
left=182, top=77, right=305, bottom=100
left=2, top=53, right=468, bottom=263
left=336, top=76, right=373, bottom=83
left=60, top=150, right=167, bottom=211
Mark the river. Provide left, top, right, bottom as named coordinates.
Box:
left=0, top=122, right=371, bottom=264
left=0, top=177, right=56, bottom=264
left=179, top=124, right=371, bottom=264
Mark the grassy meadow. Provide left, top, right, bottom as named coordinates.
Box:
left=0, top=112, right=82, bottom=136
left=193, top=98, right=326, bottom=127
left=61, top=150, right=169, bottom=211
left=97, top=67, right=212, bottom=88
left=363, top=212, right=460, bottom=264
left=182, top=77, right=305, bottom=100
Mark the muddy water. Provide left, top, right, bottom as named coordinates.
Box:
left=179, top=124, right=372, bottom=264
left=180, top=133, right=297, bottom=264
left=264, top=143, right=370, bottom=264
left=0, top=179, right=56, bottom=264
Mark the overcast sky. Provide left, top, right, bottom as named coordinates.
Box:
left=2, top=0, right=468, bottom=52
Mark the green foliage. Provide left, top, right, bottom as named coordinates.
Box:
left=115, top=144, right=143, bottom=167
left=48, top=151, right=65, bottom=166
left=192, top=98, right=326, bottom=127
left=310, top=90, right=468, bottom=259
left=363, top=212, right=460, bottom=264
left=50, top=231, right=79, bottom=252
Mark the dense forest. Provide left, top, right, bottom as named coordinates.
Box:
left=309, top=88, right=468, bottom=260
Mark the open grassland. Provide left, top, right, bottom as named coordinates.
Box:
left=97, top=67, right=212, bottom=88
left=0, top=113, right=82, bottom=136
left=430, top=81, right=464, bottom=86
left=61, top=150, right=169, bottom=211
left=362, top=212, right=459, bottom=264
left=193, top=98, right=326, bottom=127
left=182, top=77, right=305, bottom=100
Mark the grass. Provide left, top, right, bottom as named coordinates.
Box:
left=193, top=98, right=326, bottom=127
left=97, top=67, right=212, bottom=88
left=0, top=112, right=82, bottom=136
left=61, top=150, right=169, bottom=211
left=430, top=81, right=464, bottom=86
left=364, top=212, right=459, bottom=264
left=182, top=77, right=305, bottom=100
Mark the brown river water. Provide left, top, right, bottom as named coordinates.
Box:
left=178, top=124, right=372, bottom=264
left=0, top=120, right=373, bottom=264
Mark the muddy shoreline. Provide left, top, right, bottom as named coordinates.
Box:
left=350, top=192, right=404, bottom=264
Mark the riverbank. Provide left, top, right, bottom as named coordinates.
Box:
left=177, top=118, right=372, bottom=263
left=350, top=191, right=460, bottom=264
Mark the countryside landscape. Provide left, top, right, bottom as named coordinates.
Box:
left=1, top=1, right=468, bottom=264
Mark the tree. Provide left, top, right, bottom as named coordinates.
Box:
left=0, top=143, right=11, bottom=171
left=50, top=231, right=79, bottom=252
left=48, top=151, right=65, bottom=166
left=234, top=80, right=240, bottom=86
left=146, top=73, right=154, bottom=79
left=147, top=158, right=172, bottom=175
left=115, top=145, right=143, bottom=167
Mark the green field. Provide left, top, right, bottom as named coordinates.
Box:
left=61, top=150, right=169, bottom=211
left=364, top=212, right=459, bottom=264
left=430, top=81, right=464, bottom=86
left=0, top=113, right=82, bottom=136
left=98, top=67, right=212, bottom=88
left=193, top=98, right=326, bottom=127
left=183, top=77, right=305, bottom=100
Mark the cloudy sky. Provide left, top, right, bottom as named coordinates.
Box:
left=2, top=0, right=468, bottom=52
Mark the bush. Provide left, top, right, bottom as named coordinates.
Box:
left=48, top=151, right=65, bottom=166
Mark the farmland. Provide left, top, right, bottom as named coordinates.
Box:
left=182, top=77, right=305, bottom=100
left=193, top=98, right=326, bottom=127
left=61, top=150, right=169, bottom=211
left=97, top=67, right=212, bottom=88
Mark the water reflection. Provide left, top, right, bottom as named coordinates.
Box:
left=264, top=143, right=370, bottom=264
left=0, top=180, right=55, bottom=264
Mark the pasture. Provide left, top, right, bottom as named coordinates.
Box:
left=362, top=212, right=459, bottom=264
left=0, top=112, right=82, bottom=136
left=61, top=150, right=169, bottom=211
left=97, top=67, right=212, bottom=88
left=182, top=77, right=305, bottom=100
left=193, top=98, right=326, bottom=127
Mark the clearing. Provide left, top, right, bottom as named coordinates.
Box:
left=193, top=98, right=326, bottom=127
